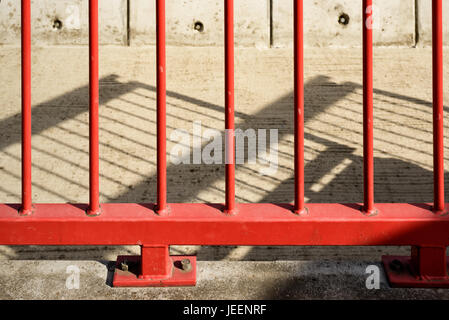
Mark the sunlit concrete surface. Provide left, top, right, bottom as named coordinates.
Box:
left=0, top=46, right=449, bottom=299
left=2, top=260, right=449, bottom=299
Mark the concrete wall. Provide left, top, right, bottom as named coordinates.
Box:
left=130, top=0, right=269, bottom=47
left=416, top=0, right=449, bottom=46
left=0, top=0, right=445, bottom=47
left=273, top=0, right=415, bottom=47
left=0, top=0, right=127, bottom=45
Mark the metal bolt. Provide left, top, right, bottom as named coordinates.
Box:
left=389, top=259, right=403, bottom=272
left=181, top=259, right=192, bottom=272
left=338, top=13, right=350, bottom=26
left=121, top=261, right=129, bottom=272
left=194, top=21, right=204, bottom=32
left=53, top=19, right=63, bottom=30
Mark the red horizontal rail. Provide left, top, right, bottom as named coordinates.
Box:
left=1, top=203, right=449, bottom=246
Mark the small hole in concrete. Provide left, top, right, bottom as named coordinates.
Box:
left=53, top=19, right=63, bottom=30
left=194, top=21, right=204, bottom=32
left=338, top=13, right=350, bottom=26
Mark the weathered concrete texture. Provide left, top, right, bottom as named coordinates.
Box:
left=416, top=0, right=449, bottom=46
left=0, top=0, right=127, bottom=45
left=1, top=260, right=449, bottom=299
left=130, top=0, right=270, bottom=47
left=0, top=0, right=434, bottom=48
left=273, top=0, right=415, bottom=47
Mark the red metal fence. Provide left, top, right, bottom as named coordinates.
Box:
left=0, top=0, right=448, bottom=288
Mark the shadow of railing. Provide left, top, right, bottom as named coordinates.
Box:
left=0, top=71, right=447, bottom=264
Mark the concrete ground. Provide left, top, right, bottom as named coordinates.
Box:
left=1, top=46, right=449, bottom=299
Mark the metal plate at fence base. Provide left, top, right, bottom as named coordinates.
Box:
left=382, top=255, right=449, bottom=288
left=113, top=255, right=196, bottom=287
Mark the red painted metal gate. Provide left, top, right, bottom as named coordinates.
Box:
left=0, top=0, right=448, bottom=288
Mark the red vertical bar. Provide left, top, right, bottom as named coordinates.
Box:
left=224, top=0, right=236, bottom=215
left=87, top=0, right=101, bottom=216
left=293, top=0, right=306, bottom=215
left=363, top=0, right=375, bottom=215
left=156, top=0, right=168, bottom=215
left=20, top=0, right=32, bottom=216
left=432, top=0, right=445, bottom=213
